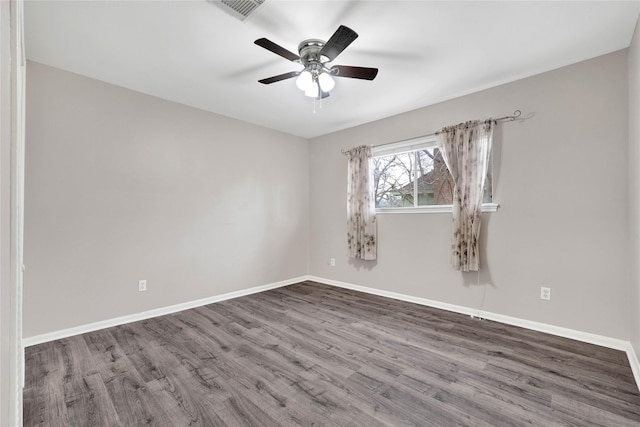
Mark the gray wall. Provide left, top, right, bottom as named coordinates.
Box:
left=629, top=17, right=640, bottom=354
left=24, top=61, right=309, bottom=337
left=309, top=50, right=630, bottom=340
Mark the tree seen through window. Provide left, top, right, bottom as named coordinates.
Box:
left=372, top=147, right=491, bottom=208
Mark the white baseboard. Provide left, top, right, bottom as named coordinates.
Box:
left=627, top=343, right=640, bottom=390
left=23, top=276, right=305, bottom=347
left=306, top=276, right=631, bottom=352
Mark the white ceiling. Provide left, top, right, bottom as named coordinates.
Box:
left=24, top=1, right=640, bottom=139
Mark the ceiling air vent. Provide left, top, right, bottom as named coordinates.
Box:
left=207, top=0, right=266, bottom=21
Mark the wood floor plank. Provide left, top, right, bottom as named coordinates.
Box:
left=551, top=393, right=640, bottom=427
left=102, top=373, right=169, bottom=427
left=214, top=392, right=283, bottom=427
left=24, top=281, right=640, bottom=426
left=144, top=368, right=227, bottom=426
left=61, top=373, right=121, bottom=427
left=23, top=384, right=71, bottom=427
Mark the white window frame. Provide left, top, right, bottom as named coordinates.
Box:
left=371, top=135, right=499, bottom=214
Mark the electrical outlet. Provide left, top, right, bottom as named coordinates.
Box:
left=330, top=258, right=336, bottom=267
left=138, top=279, right=147, bottom=292
left=540, top=287, right=551, bottom=300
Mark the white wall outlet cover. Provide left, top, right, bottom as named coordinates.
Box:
left=138, top=280, right=147, bottom=292
left=540, top=287, right=551, bottom=300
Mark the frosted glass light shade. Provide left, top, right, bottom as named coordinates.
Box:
left=318, top=72, right=335, bottom=92
left=305, top=82, right=319, bottom=98
left=296, top=70, right=312, bottom=90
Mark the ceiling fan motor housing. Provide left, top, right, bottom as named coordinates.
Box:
left=298, top=39, right=330, bottom=73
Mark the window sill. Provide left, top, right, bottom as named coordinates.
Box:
left=376, top=203, right=499, bottom=215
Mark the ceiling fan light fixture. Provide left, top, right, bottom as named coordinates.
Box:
left=255, top=25, right=378, bottom=101
left=318, top=72, right=335, bottom=92
left=296, top=70, right=312, bottom=90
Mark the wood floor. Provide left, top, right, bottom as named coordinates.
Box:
left=24, top=281, right=640, bottom=426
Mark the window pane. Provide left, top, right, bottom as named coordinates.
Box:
left=372, top=153, right=414, bottom=208
left=483, top=153, right=493, bottom=203
left=416, top=148, right=454, bottom=206
left=371, top=145, right=493, bottom=210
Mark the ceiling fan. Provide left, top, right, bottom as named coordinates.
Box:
left=254, top=25, right=378, bottom=99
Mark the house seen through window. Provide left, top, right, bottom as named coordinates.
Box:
left=371, top=137, right=492, bottom=210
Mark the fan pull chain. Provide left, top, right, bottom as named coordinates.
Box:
left=311, top=96, right=324, bottom=114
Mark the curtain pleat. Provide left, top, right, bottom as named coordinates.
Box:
left=435, top=120, right=493, bottom=271
left=346, top=145, right=377, bottom=260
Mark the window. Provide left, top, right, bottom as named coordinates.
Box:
left=371, top=135, right=496, bottom=213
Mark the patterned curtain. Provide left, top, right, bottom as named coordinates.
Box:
left=435, top=120, right=494, bottom=271
left=346, top=145, right=377, bottom=260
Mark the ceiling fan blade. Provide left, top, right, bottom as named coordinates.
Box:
left=332, top=65, right=379, bottom=80
left=254, top=38, right=300, bottom=62
left=319, top=25, right=358, bottom=61
left=258, top=71, right=300, bottom=84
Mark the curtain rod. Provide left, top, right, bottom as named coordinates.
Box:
left=341, top=110, right=522, bottom=155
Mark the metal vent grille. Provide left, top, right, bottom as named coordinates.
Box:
left=207, top=0, right=266, bottom=21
